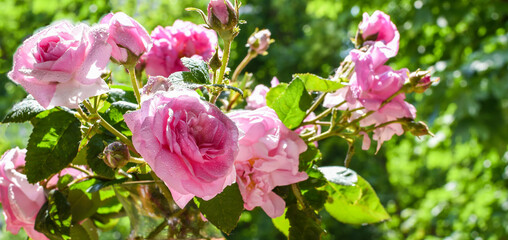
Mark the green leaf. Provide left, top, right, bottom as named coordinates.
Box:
left=265, top=83, right=288, bottom=106
left=318, top=166, right=358, bottom=186
left=181, top=57, right=211, bottom=84
left=2, top=95, right=45, bottom=123
left=168, top=71, right=204, bottom=89
left=299, top=143, right=322, bottom=172
left=25, top=109, right=81, bottom=183
left=69, top=219, right=98, bottom=240
left=35, top=190, right=72, bottom=240
left=294, top=73, right=344, bottom=92
left=272, top=208, right=290, bottom=237
left=103, top=101, right=137, bottom=124
left=56, top=174, right=75, bottom=190
left=68, top=179, right=101, bottom=222
left=323, top=173, right=390, bottom=224
left=286, top=204, right=324, bottom=240
left=107, top=86, right=136, bottom=104
left=85, top=134, right=116, bottom=178
left=196, top=183, right=244, bottom=234
left=267, top=77, right=312, bottom=129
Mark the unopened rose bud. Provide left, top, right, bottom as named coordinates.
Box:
left=247, top=29, right=272, bottom=55
left=103, top=142, right=130, bottom=169
left=100, top=12, right=152, bottom=66
left=207, top=0, right=239, bottom=40
left=209, top=48, right=222, bottom=71
left=402, top=120, right=434, bottom=137
left=408, top=70, right=437, bottom=93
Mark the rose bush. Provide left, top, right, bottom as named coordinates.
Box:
left=8, top=21, right=112, bottom=109
left=124, top=90, right=239, bottom=208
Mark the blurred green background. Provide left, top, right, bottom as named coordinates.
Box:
left=1, top=0, right=508, bottom=239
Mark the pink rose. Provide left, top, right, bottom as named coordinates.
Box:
left=144, top=20, right=218, bottom=77
left=124, top=91, right=239, bottom=208
left=349, top=49, right=408, bottom=111
left=228, top=107, right=308, bottom=218
left=100, top=12, right=152, bottom=64
left=360, top=97, right=416, bottom=152
left=8, top=21, right=112, bottom=109
left=0, top=148, right=48, bottom=240
left=359, top=10, right=399, bottom=58
left=246, top=77, right=279, bottom=110
left=207, top=0, right=235, bottom=26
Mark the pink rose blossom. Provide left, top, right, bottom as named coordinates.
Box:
left=360, top=97, right=416, bottom=152
left=124, top=91, right=239, bottom=208
left=8, top=21, right=112, bottom=109
left=0, top=148, right=48, bottom=240
left=208, top=0, right=235, bottom=25
left=144, top=20, right=218, bottom=77
left=359, top=10, right=399, bottom=58
left=246, top=77, right=279, bottom=109
left=349, top=49, right=408, bottom=111
left=228, top=107, right=308, bottom=218
left=100, top=12, right=152, bottom=64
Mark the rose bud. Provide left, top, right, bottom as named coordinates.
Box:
left=402, top=119, right=434, bottom=137
left=103, top=142, right=131, bottom=169
left=247, top=29, right=273, bottom=55
left=409, top=70, right=437, bottom=93
left=207, top=0, right=239, bottom=40
left=100, top=12, right=152, bottom=66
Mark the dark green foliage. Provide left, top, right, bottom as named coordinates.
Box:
left=196, top=184, right=244, bottom=234
left=2, top=95, right=44, bottom=123
left=35, top=190, right=72, bottom=240
left=25, top=109, right=81, bottom=183
left=181, top=57, right=211, bottom=84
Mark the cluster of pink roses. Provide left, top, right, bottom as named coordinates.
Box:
left=2, top=2, right=431, bottom=237
left=4, top=3, right=309, bottom=234
left=8, top=12, right=217, bottom=109
left=324, top=11, right=421, bottom=151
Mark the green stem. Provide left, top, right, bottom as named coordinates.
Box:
left=209, top=40, right=232, bottom=104
left=291, top=184, right=307, bottom=209
left=69, top=164, right=93, bottom=176
left=216, top=40, right=232, bottom=85
left=128, top=66, right=141, bottom=107
left=82, top=101, right=136, bottom=153
left=231, top=51, right=256, bottom=83
left=304, top=92, right=327, bottom=119
left=147, top=220, right=168, bottom=239
left=301, top=101, right=345, bottom=126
